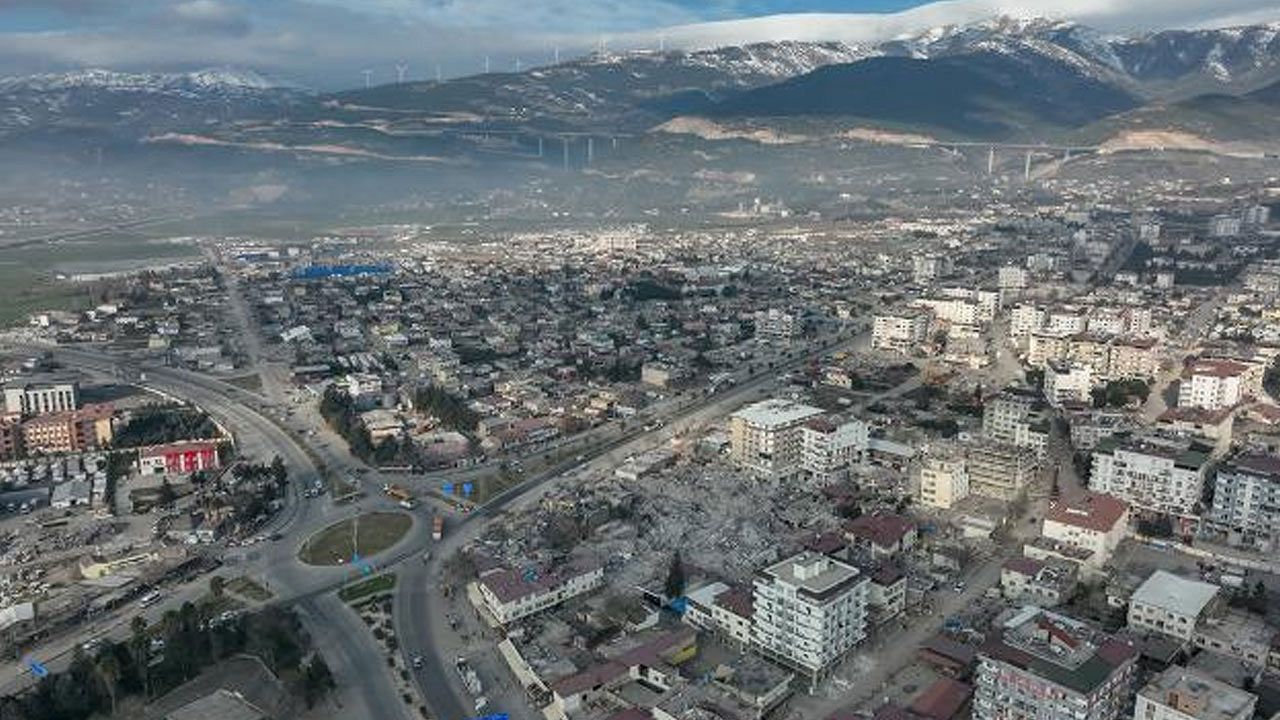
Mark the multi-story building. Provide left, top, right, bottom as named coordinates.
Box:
left=1042, top=492, right=1130, bottom=571
left=873, top=309, right=930, bottom=355
left=1207, top=453, right=1280, bottom=548
left=800, top=417, right=868, bottom=483
left=1044, top=361, right=1094, bottom=407
left=478, top=560, right=605, bottom=625
left=1209, top=214, right=1242, bottom=238
left=982, top=389, right=1049, bottom=456
left=1091, top=435, right=1212, bottom=521
left=913, top=255, right=953, bottom=286
left=1134, top=666, right=1256, bottom=720
left=730, top=399, right=824, bottom=481
left=752, top=551, right=867, bottom=688
left=1000, top=557, right=1078, bottom=606
left=0, top=418, right=21, bottom=461
left=755, top=308, right=798, bottom=343
left=1009, top=304, right=1046, bottom=340
left=1127, top=570, right=1220, bottom=642
left=919, top=451, right=969, bottom=510
left=1178, top=360, right=1248, bottom=411
left=1029, top=334, right=1157, bottom=381
left=3, top=377, right=78, bottom=417
left=973, top=607, right=1137, bottom=720
left=1046, top=308, right=1088, bottom=335
left=967, top=442, right=1039, bottom=501
left=19, top=403, right=114, bottom=456
left=999, top=265, right=1029, bottom=293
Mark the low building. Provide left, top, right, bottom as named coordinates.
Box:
left=137, top=440, right=222, bottom=476
left=1042, top=492, right=1130, bottom=570
left=1127, top=570, right=1221, bottom=642
left=1134, top=666, right=1256, bottom=720
left=477, top=560, right=605, bottom=626
left=1000, top=557, right=1078, bottom=607
left=3, top=377, right=78, bottom=417
left=845, top=514, right=918, bottom=559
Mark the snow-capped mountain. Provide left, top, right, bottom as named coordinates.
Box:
left=0, top=68, right=294, bottom=95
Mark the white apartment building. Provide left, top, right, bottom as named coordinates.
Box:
left=915, top=296, right=981, bottom=326
left=1046, top=308, right=1088, bottom=335
left=752, top=551, right=868, bottom=688
left=478, top=561, right=605, bottom=625
left=918, top=453, right=969, bottom=509
left=1127, top=570, right=1220, bottom=642
left=999, top=265, right=1029, bottom=292
left=755, top=308, right=798, bottom=343
left=730, top=399, right=824, bottom=481
left=1091, top=435, right=1211, bottom=519
left=872, top=309, right=930, bottom=355
left=1042, top=492, right=1130, bottom=570
left=913, top=255, right=953, bottom=285
left=3, top=378, right=78, bottom=417
left=1009, top=304, right=1045, bottom=340
left=1207, top=453, right=1280, bottom=548
left=1044, top=361, right=1094, bottom=407
left=1178, top=360, right=1248, bottom=411
left=983, top=389, right=1049, bottom=455
left=800, top=417, right=869, bottom=483
left=1135, top=666, right=1256, bottom=720
left=1209, top=214, right=1242, bottom=238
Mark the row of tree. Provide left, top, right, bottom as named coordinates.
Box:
left=1, top=605, right=333, bottom=720
left=112, top=404, right=220, bottom=449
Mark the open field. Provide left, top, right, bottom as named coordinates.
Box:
left=338, top=573, right=398, bottom=604
left=298, top=512, right=412, bottom=566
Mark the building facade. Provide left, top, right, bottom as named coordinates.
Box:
left=1134, top=666, right=1255, bottom=720
left=1090, top=435, right=1211, bottom=520
left=1208, top=453, right=1280, bottom=548
left=730, top=400, right=825, bottom=481
left=751, top=551, right=868, bottom=687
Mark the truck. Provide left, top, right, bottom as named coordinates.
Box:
left=455, top=656, right=483, bottom=697
left=383, top=483, right=414, bottom=504
left=432, top=515, right=444, bottom=541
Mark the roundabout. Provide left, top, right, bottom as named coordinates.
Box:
left=297, top=511, right=413, bottom=566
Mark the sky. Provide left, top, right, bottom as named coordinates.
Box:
left=1, top=0, right=1278, bottom=88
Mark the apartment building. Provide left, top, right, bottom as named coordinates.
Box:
left=1207, top=453, right=1280, bottom=548
left=982, top=388, right=1049, bottom=456
left=873, top=309, right=930, bottom=355
left=998, top=265, right=1029, bottom=292
left=973, top=607, right=1137, bottom=720
left=1127, top=570, right=1220, bottom=642
left=3, top=377, right=79, bottom=417
left=478, top=561, right=605, bottom=625
left=967, top=442, right=1039, bottom=502
left=800, top=417, right=869, bottom=483
left=1134, top=666, right=1256, bottom=720
left=1044, top=361, right=1094, bottom=407
left=1178, top=360, right=1248, bottom=411
left=1028, top=333, right=1157, bottom=381
left=752, top=551, right=868, bottom=688
left=730, top=399, right=824, bottom=481
left=1090, top=435, right=1212, bottom=520
left=755, top=308, right=798, bottom=343
left=919, top=452, right=969, bottom=510
left=913, top=255, right=954, bottom=285
left=19, top=403, right=114, bottom=456
left=1009, top=304, right=1045, bottom=340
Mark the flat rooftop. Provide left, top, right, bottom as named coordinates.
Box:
left=731, top=399, right=823, bottom=429
left=1139, top=666, right=1256, bottom=720
left=1131, top=570, right=1219, bottom=618
left=759, top=551, right=862, bottom=603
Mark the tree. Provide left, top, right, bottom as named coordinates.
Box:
left=270, top=455, right=288, bottom=487
left=664, top=552, right=686, bottom=600
left=300, top=655, right=336, bottom=708
left=95, top=649, right=121, bottom=716
left=158, top=479, right=176, bottom=505
left=129, top=616, right=151, bottom=699
left=210, top=575, right=226, bottom=600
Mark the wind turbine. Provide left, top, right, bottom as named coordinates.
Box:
left=515, top=58, right=522, bottom=72
left=395, top=62, right=408, bottom=84
left=361, top=69, right=373, bottom=89
left=484, top=56, right=491, bottom=74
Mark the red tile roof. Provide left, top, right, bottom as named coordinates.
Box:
left=846, top=514, right=916, bottom=549
left=1044, top=492, right=1128, bottom=534
left=909, top=678, right=973, bottom=720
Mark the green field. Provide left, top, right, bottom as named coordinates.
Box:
left=338, top=573, right=397, bottom=603
left=0, top=233, right=201, bottom=326
left=298, top=512, right=412, bottom=566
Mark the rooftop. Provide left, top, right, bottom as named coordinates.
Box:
left=980, top=607, right=1136, bottom=696
left=731, top=399, right=823, bottom=429
left=1044, top=492, right=1128, bottom=534
left=759, top=551, right=863, bottom=603
left=1131, top=570, right=1219, bottom=618
left=1139, top=666, right=1256, bottom=720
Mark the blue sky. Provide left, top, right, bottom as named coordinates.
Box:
left=1, top=0, right=1278, bottom=87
